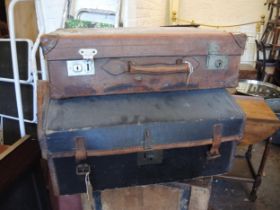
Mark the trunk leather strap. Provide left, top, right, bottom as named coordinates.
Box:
left=75, top=137, right=88, bottom=162
left=207, top=124, right=223, bottom=160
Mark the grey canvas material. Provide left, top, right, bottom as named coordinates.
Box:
left=42, top=89, right=244, bottom=154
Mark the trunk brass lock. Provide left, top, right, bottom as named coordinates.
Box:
left=67, top=49, right=97, bottom=76
left=76, top=163, right=91, bottom=175
left=137, top=150, right=163, bottom=166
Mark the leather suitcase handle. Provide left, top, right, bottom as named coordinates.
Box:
left=129, top=59, right=190, bottom=74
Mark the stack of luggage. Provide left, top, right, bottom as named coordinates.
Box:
left=38, top=27, right=247, bottom=195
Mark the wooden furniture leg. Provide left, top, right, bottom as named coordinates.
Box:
left=245, top=145, right=253, bottom=160
left=249, top=137, right=272, bottom=201
left=215, top=137, right=272, bottom=201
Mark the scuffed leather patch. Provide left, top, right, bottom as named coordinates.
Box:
left=40, top=34, right=59, bottom=55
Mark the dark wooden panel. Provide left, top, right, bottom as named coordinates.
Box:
left=0, top=136, right=40, bottom=192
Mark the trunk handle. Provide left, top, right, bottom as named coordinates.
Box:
left=129, top=59, right=191, bottom=74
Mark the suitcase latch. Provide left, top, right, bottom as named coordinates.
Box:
left=76, top=163, right=91, bottom=175
left=138, top=129, right=163, bottom=166
left=207, top=124, right=223, bottom=160
left=79, top=49, right=98, bottom=60
left=67, top=49, right=97, bottom=77
left=207, top=43, right=228, bottom=70
left=143, top=129, right=153, bottom=151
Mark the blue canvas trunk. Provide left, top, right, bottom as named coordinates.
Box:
left=39, top=88, right=244, bottom=195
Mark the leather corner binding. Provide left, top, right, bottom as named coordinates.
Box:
left=40, top=34, right=59, bottom=55
left=230, top=32, right=248, bottom=51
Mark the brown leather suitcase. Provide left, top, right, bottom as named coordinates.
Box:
left=41, top=27, right=247, bottom=99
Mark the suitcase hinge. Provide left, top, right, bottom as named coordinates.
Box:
left=75, top=137, right=91, bottom=176
left=207, top=124, right=223, bottom=160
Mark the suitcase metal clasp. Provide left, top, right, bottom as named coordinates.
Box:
left=76, top=163, right=91, bottom=175
left=138, top=129, right=163, bottom=166
left=67, top=49, right=97, bottom=77
left=143, top=129, right=153, bottom=151
left=207, top=43, right=228, bottom=70
left=79, top=49, right=98, bottom=60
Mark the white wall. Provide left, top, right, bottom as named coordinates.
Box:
left=123, top=0, right=268, bottom=64
left=40, top=0, right=66, bottom=33
left=39, top=0, right=267, bottom=63
left=40, top=0, right=169, bottom=31
left=178, top=0, right=266, bottom=26
left=178, top=0, right=267, bottom=64
left=122, top=0, right=169, bottom=27
left=40, top=0, right=267, bottom=30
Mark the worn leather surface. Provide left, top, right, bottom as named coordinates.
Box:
left=40, top=27, right=247, bottom=99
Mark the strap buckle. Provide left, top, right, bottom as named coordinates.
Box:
left=207, top=124, right=223, bottom=160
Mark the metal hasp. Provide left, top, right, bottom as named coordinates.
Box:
left=207, top=42, right=229, bottom=70
left=207, top=124, right=223, bottom=160
left=67, top=49, right=97, bottom=76
left=143, top=129, right=153, bottom=151
left=138, top=129, right=163, bottom=166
